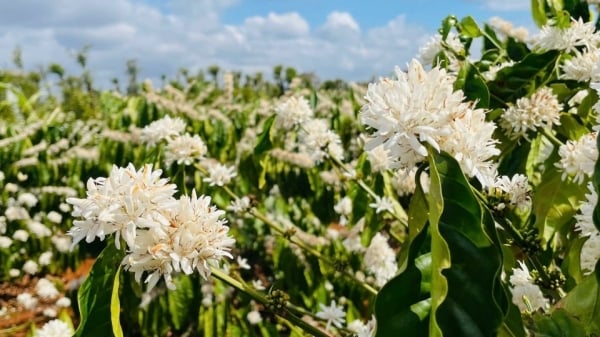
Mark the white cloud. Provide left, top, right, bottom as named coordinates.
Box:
left=0, top=0, right=431, bottom=86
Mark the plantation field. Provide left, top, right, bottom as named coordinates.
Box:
left=2, top=2, right=600, bottom=336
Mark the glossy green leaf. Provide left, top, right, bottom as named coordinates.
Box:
left=430, top=151, right=506, bottom=336
left=459, top=16, right=482, bottom=38
left=488, top=51, right=559, bottom=107
left=531, top=0, right=548, bottom=27
left=454, top=63, right=489, bottom=108
left=375, top=229, right=430, bottom=337
left=531, top=309, right=587, bottom=337
left=532, top=169, right=587, bottom=243
left=560, top=271, right=600, bottom=335
left=253, top=114, right=275, bottom=156
left=75, top=243, right=124, bottom=337
left=426, top=150, right=450, bottom=337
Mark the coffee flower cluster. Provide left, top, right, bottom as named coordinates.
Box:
left=67, top=163, right=235, bottom=290
left=360, top=59, right=499, bottom=186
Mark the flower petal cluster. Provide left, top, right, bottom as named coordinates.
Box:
left=315, top=300, right=346, bottom=331
left=532, top=18, right=600, bottom=53
left=499, top=87, right=562, bottom=140
left=490, top=174, right=531, bottom=211
left=556, top=132, right=597, bottom=184
left=509, top=261, right=548, bottom=312
left=363, top=233, right=397, bottom=287
left=360, top=59, right=499, bottom=186
left=298, top=118, right=344, bottom=163
left=561, top=49, right=600, bottom=82
left=164, top=133, right=208, bottom=166
left=274, top=96, right=314, bottom=130
left=67, top=163, right=234, bottom=290
left=140, top=115, right=186, bottom=145
left=34, top=319, right=73, bottom=337
left=575, top=183, right=600, bottom=274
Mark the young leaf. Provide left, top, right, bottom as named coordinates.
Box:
left=74, top=243, right=125, bottom=337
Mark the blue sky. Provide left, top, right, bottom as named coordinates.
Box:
left=0, top=0, right=535, bottom=86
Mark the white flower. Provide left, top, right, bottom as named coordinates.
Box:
left=490, top=174, right=531, bottom=211
left=482, top=60, right=515, bottom=81
left=38, top=251, right=53, bottom=266
left=227, top=196, right=251, bottom=214
left=13, top=229, right=29, bottom=242
left=46, top=211, right=63, bottom=224
left=581, top=233, right=600, bottom=274
left=67, top=163, right=177, bottom=250
left=247, top=310, right=263, bottom=325
left=164, top=133, right=208, bottom=166
left=56, top=296, right=71, bottom=308
left=274, top=96, right=314, bottom=130
left=34, top=319, right=74, bottom=337
left=556, top=133, right=597, bottom=184
left=23, top=260, right=39, bottom=275
left=561, top=49, right=600, bottom=82
left=237, top=256, right=251, bottom=270
left=499, top=87, right=562, bottom=140
left=18, top=192, right=38, bottom=207
left=366, top=144, right=391, bottom=172
left=43, top=308, right=57, bottom=318
left=203, top=163, right=237, bottom=186
left=576, top=182, right=598, bottom=236
left=5, top=206, right=28, bottom=221
left=16, top=292, right=38, bottom=310
left=0, top=236, right=12, bottom=249
left=298, top=119, right=344, bottom=163
left=532, top=18, right=600, bottom=53
left=316, top=300, right=346, bottom=331
left=418, top=32, right=464, bottom=69
left=27, top=220, right=52, bottom=237
left=252, top=279, right=266, bottom=290
left=364, top=233, right=398, bottom=287
left=334, top=197, right=353, bottom=217
left=509, top=261, right=548, bottom=312
left=140, top=115, right=187, bottom=145
left=36, top=278, right=59, bottom=300
left=369, top=196, right=394, bottom=214
left=59, top=203, right=71, bottom=213
left=348, top=316, right=377, bottom=337
left=9, top=268, right=20, bottom=277
left=51, top=235, right=72, bottom=253
left=360, top=59, right=499, bottom=185
left=122, top=190, right=235, bottom=291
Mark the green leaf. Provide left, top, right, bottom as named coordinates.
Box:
left=454, top=63, right=489, bottom=108
left=560, top=272, right=600, bottom=335
left=488, top=51, right=560, bottom=107
left=556, top=114, right=589, bottom=141
left=168, top=275, right=197, bottom=331
left=430, top=151, right=506, bottom=336
left=74, top=243, right=124, bottom=337
left=374, top=229, right=430, bottom=337
left=531, top=0, right=548, bottom=27
left=459, top=16, right=482, bottom=38
left=111, top=266, right=123, bottom=337
left=253, top=114, right=276, bottom=156
left=532, top=169, right=587, bottom=243
left=426, top=150, right=450, bottom=337
left=531, top=309, right=587, bottom=337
